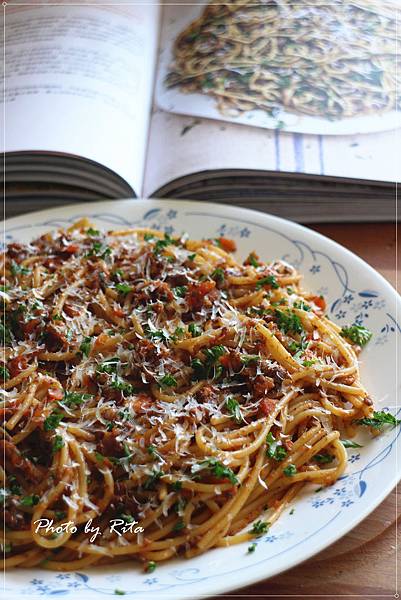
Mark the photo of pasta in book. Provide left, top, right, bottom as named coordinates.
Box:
left=159, top=0, right=399, bottom=133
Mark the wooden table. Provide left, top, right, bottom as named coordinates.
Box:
left=211, top=222, right=400, bottom=599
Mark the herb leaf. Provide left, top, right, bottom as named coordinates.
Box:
left=211, top=268, right=225, bottom=283
left=188, top=323, right=202, bottom=337
left=20, top=494, right=40, bottom=507
left=44, top=411, right=63, bottom=431
left=10, top=261, right=30, bottom=276
left=340, top=325, right=372, bottom=346
left=266, top=432, right=287, bottom=461
left=115, top=283, right=133, bottom=294
left=173, top=286, right=187, bottom=298
left=52, top=435, right=64, bottom=453
left=256, top=275, right=279, bottom=290
left=283, top=464, right=297, bottom=477
left=341, top=439, right=363, bottom=449
left=79, top=336, right=93, bottom=357
left=226, top=397, right=244, bottom=424
left=0, top=365, right=10, bottom=381
left=355, top=411, right=400, bottom=429
left=250, top=520, right=270, bottom=536
left=158, top=374, right=177, bottom=388
left=314, top=453, right=334, bottom=464
left=275, top=309, right=303, bottom=335
left=63, top=391, right=92, bottom=407
left=193, top=457, right=238, bottom=485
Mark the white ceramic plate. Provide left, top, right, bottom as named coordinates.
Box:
left=156, top=4, right=400, bottom=136
left=2, top=199, right=400, bottom=600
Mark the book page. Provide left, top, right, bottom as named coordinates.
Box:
left=2, top=0, right=160, bottom=195
left=144, top=0, right=399, bottom=194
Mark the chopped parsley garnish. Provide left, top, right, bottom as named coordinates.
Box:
left=146, top=329, right=169, bottom=343
left=158, top=374, right=177, bottom=388
left=147, top=445, right=163, bottom=460
left=153, top=234, right=176, bottom=255
left=293, top=300, right=311, bottom=311
left=52, top=435, right=64, bottom=453
left=143, top=470, right=163, bottom=490
left=248, top=542, right=257, bottom=553
left=146, top=561, right=157, bottom=573
left=86, top=228, right=100, bottom=236
left=0, top=284, right=10, bottom=292
left=340, top=325, right=372, bottom=346
left=118, top=513, right=135, bottom=524
left=288, top=334, right=309, bottom=358
left=193, top=457, right=238, bottom=485
left=341, top=439, right=363, bottom=449
left=256, top=275, right=279, bottom=290
left=110, top=377, right=136, bottom=395
left=173, top=497, right=187, bottom=515
left=114, top=590, right=126, bottom=596
left=79, top=336, right=93, bottom=357
left=8, top=475, right=21, bottom=496
left=246, top=253, right=259, bottom=268
left=302, top=359, right=317, bottom=367
left=266, top=432, right=287, bottom=461
left=203, top=345, right=225, bottom=363
left=144, top=233, right=154, bottom=241
left=86, top=241, right=111, bottom=260
left=314, top=453, right=334, bottom=464
left=188, top=322, right=202, bottom=337
left=191, top=358, right=205, bottom=379
left=187, top=253, right=197, bottom=261
left=250, top=520, right=270, bottom=536
left=355, top=411, right=400, bottom=429
left=0, top=365, right=10, bottom=381
left=211, top=267, right=224, bottom=283
left=0, top=322, right=12, bottom=346
left=192, top=345, right=225, bottom=380
left=171, top=326, right=184, bottom=341
left=96, top=357, right=120, bottom=374
left=275, top=309, right=303, bottom=335
left=44, top=411, right=63, bottom=431
left=20, top=494, right=40, bottom=507
left=63, top=391, right=92, bottom=407
left=171, top=481, right=182, bottom=492
left=240, top=354, right=259, bottom=365
left=118, top=407, right=132, bottom=422
left=226, top=397, right=244, bottom=424
left=115, top=283, right=133, bottom=294
left=173, top=286, right=187, bottom=298
left=10, top=261, right=30, bottom=276
left=172, top=519, right=185, bottom=532
left=95, top=452, right=105, bottom=463
left=283, top=464, right=297, bottom=477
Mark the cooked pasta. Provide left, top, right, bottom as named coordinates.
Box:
left=1, top=220, right=378, bottom=570
left=166, top=0, right=399, bottom=120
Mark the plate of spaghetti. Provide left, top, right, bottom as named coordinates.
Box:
left=1, top=199, right=400, bottom=599
left=157, top=0, right=400, bottom=135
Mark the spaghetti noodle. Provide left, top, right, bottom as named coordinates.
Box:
left=1, top=220, right=377, bottom=570
left=166, top=0, right=399, bottom=120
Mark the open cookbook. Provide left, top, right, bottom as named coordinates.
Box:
left=2, top=0, right=400, bottom=222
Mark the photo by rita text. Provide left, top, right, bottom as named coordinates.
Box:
left=33, top=518, right=144, bottom=543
